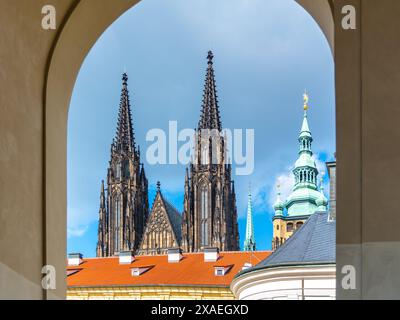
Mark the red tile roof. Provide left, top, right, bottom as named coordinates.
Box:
left=67, top=251, right=271, bottom=288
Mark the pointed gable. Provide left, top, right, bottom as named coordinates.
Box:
left=138, top=184, right=182, bottom=255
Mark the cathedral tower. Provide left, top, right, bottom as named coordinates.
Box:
left=181, top=51, right=240, bottom=253
left=96, top=73, right=149, bottom=257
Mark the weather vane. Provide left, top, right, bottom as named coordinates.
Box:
left=303, top=90, right=309, bottom=111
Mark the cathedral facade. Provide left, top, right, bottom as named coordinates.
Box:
left=96, top=73, right=149, bottom=257
left=97, top=52, right=239, bottom=257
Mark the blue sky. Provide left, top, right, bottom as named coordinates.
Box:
left=67, top=0, right=335, bottom=257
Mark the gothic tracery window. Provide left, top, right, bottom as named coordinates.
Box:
left=114, top=197, right=121, bottom=252
left=200, top=186, right=209, bottom=246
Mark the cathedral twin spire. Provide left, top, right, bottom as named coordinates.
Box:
left=97, top=73, right=149, bottom=257
left=113, top=73, right=136, bottom=155
left=98, top=52, right=239, bottom=257
left=198, top=51, right=222, bottom=132
left=182, top=51, right=239, bottom=253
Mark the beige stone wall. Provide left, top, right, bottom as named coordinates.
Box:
left=67, top=286, right=234, bottom=300
left=0, top=0, right=73, bottom=300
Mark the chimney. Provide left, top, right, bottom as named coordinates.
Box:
left=119, top=251, right=135, bottom=264
left=167, top=248, right=182, bottom=263
left=68, top=253, right=83, bottom=266
left=204, top=247, right=219, bottom=262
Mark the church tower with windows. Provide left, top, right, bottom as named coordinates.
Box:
left=96, top=73, right=149, bottom=257
left=181, top=51, right=240, bottom=253
left=272, top=93, right=328, bottom=251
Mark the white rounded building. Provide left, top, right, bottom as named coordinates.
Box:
left=231, top=211, right=336, bottom=300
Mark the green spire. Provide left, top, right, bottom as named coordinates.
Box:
left=273, top=184, right=284, bottom=217
left=285, top=92, right=321, bottom=217
left=244, top=184, right=256, bottom=251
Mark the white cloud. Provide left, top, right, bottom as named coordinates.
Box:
left=268, top=165, right=295, bottom=208
left=67, top=225, right=89, bottom=238
left=267, top=153, right=330, bottom=216
left=67, top=205, right=97, bottom=238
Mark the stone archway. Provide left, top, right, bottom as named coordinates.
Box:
left=45, top=0, right=334, bottom=299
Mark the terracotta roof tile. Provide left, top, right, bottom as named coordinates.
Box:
left=67, top=251, right=271, bottom=288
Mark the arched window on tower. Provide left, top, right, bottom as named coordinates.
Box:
left=296, top=221, right=304, bottom=229
left=115, top=162, right=121, bottom=179
left=200, top=186, right=209, bottom=247
left=275, top=237, right=280, bottom=249
left=200, top=138, right=209, bottom=165
left=287, top=222, right=294, bottom=232
left=114, top=197, right=121, bottom=252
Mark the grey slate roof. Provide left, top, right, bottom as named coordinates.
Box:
left=238, top=211, right=335, bottom=277
left=160, top=195, right=182, bottom=243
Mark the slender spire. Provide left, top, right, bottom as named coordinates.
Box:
left=198, top=51, right=222, bottom=131
left=300, top=90, right=312, bottom=143
left=273, top=184, right=284, bottom=217
left=114, top=73, right=136, bottom=154
left=244, top=183, right=256, bottom=251
left=156, top=181, right=161, bottom=193
left=293, top=92, right=318, bottom=189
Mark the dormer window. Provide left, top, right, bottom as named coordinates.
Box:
left=214, top=265, right=233, bottom=276
left=131, top=266, right=153, bottom=277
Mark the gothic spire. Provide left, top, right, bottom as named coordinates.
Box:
left=244, top=184, right=256, bottom=251
left=114, top=73, right=136, bottom=154
left=198, top=51, right=222, bottom=131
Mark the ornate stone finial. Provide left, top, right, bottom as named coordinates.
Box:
left=156, top=181, right=161, bottom=192
left=122, top=72, right=128, bottom=85
left=207, top=50, right=214, bottom=65
left=303, top=90, right=309, bottom=111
